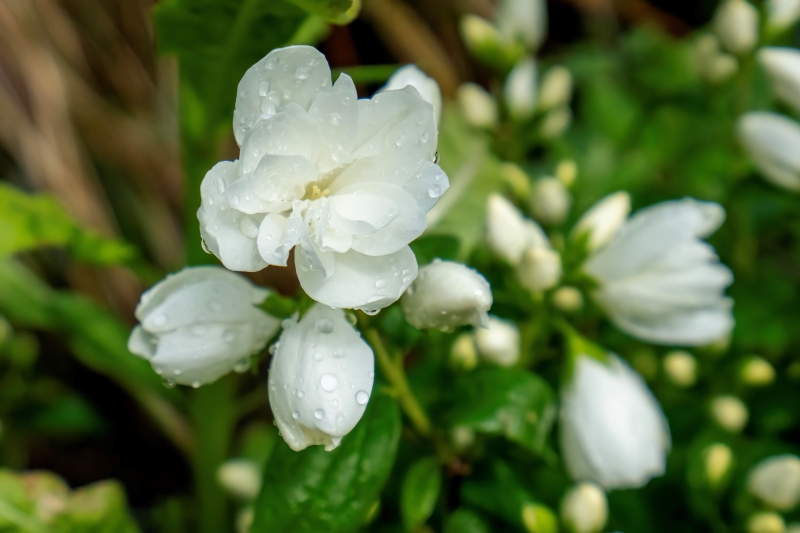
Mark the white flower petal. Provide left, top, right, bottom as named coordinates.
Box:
left=227, top=154, right=318, bottom=215
left=308, top=73, right=359, bottom=173
left=233, top=46, right=332, bottom=145
left=257, top=211, right=303, bottom=266
left=239, top=104, right=322, bottom=175
left=738, top=112, right=800, bottom=191
left=402, top=162, right=450, bottom=213
left=475, top=316, right=519, bottom=366
left=297, top=247, right=418, bottom=312
left=759, top=47, right=800, bottom=115
left=572, top=192, right=631, bottom=252
left=380, top=65, right=443, bottom=124
left=127, top=325, right=156, bottom=360
left=268, top=304, right=375, bottom=451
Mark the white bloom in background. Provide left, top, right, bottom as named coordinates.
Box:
left=495, top=0, right=548, bottom=51
left=713, top=0, right=759, bottom=54
left=663, top=350, right=698, bottom=387
left=560, top=354, right=671, bottom=490
left=560, top=483, right=608, bottom=533
left=268, top=304, right=374, bottom=451
left=381, top=65, right=443, bottom=124
left=704, top=443, right=734, bottom=488
left=738, top=112, right=800, bottom=191
left=584, top=198, right=734, bottom=346
left=217, top=459, right=262, bottom=500
left=486, top=194, right=549, bottom=265
left=767, top=0, right=800, bottom=31
left=538, top=66, right=573, bottom=112
left=539, top=107, right=573, bottom=139
left=758, top=48, right=800, bottom=114
left=475, top=316, right=520, bottom=366
left=505, top=58, right=538, bottom=121
left=198, top=46, right=449, bottom=313
left=460, top=14, right=503, bottom=56
left=401, top=260, right=492, bottom=331
left=458, top=83, right=499, bottom=128
left=711, top=395, right=749, bottom=433
left=530, top=177, right=571, bottom=225
left=571, top=192, right=631, bottom=252
left=128, top=267, right=279, bottom=387
left=748, top=513, right=786, bottom=533
left=748, top=455, right=800, bottom=510
left=518, top=247, right=562, bottom=292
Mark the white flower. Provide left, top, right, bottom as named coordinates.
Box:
left=518, top=247, right=562, bottom=292
left=486, top=194, right=549, bottom=265
left=495, top=0, right=548, bottom=51
left=663, top=350, right=698, bottom=387
left=381, top=65, right=443, bottom=124
left=584, top=198, right=734, bottom=346
left=711, top=395, right=749, bottom=433
left=538, top=66, right=573, bottom=112
left=748, top=513, right=786, bottom=533
left=560, top=483, right=608, bottom=533
left=759, top=48, right=800, bottom=115
left=560, top=354, right=670, bottom=490
left=217, top=459, right=262, bottom=500
left=505, top=57, right=538, bottom=121
left=475, top=316, right=519, bottom=366
left=748, top=455, right=800, bottom=510
left=128, top=267, right=279, bottom=387
left=767, top=0, right=800, bottom=31
left=198, top=46, right=449, bottom=313
left=457, top=83, right=499, bottom=128
left=571, top=192, right=631, bottom=252
left=530, top=177, right=571, bottom=225
left=268, top=304, right=374, bottom=451
left=713, top=0, right=759, bottom=54
left=401, top=260, right=492, bottom=331
left=738, top=112, right=800, bottom=191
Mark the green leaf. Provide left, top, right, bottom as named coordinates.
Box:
left=251, top=393, right=401, bottom=532
left=444, top=367, right=556, bottom=453
left=0, top=184, right=135, bottom=265
left=444, top=509, right=490, bottom=533
left=56, top=481, right=141, bottom=533
left=460, top=462, right=535, bottom=527
left=400, top=457, right=442, bottom=531
left=260, top=292, right=298, bottom=319
left=287, top=0, right=358, bottom=23
left=410, top=235, right=461, bottom=266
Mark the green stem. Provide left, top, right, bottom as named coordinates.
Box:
left=364, top=328, right=432, bottom=437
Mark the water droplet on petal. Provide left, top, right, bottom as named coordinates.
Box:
left=234, top=358, right=250, bottom=373
left=314, top=409, right=325, bottom=420
left=163, top=378, right=176, bottom=389
left=316, top=319, right=334, bottom=333
left=192, top=381, right=201, bottom=389
left=421, top=133, right=429, bottom=143
left=368, top=372, right=375, bottom=379
left=258, top=80, right=271, bottom=96
left=428, top=185, right=442, bottom=198
left=292, top=411, right=300, bottom=419
left=356, top=391, right=369, bottom=405
left=320, top=373, right=338, bottom=392
left=239, top=217, right=259, bottom=238
left=314, top=352, right=323, bottom=361
left=295, top=66, right=311, bottom=80
left=298, top=390, right=305, bottom=398
left=396, top=134, right=406, bottom=146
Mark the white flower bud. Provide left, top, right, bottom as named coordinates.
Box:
left=713, top=0, right=759, bottom=54
left=530, top=178, right=571, bottom=225
left=458, top=83, right=499, bottom=128
left=748, top=455, right=800, bottom=510
left=538, top=66, right=573, bottom=112
left=560, top=483, right=608, bottom=533
left=475, top=316, right=520, bottom=367
left=495, top=0, right=548, bottom=52
left=522, top=503, right=558, bottom=533
left=740, top=356, right=776, bottom=386
left=556, top=160, right=578, bottom=187
left=460, top=14, right=502, bottom=56
left=767, top=0, right=800, bottom=31
left=217, top=459, right=262, bottom=500
left=450, top=333, right=478, bottom=370
left=711, top=395, right=748, bottom=433
left=759, top=48, right=800, bottom=115
left=128, top=267, right=280, bottom=387
left=505, top=58, right=538, bottom=121
left=704, top=443, right=734, bottom=489
left=738, top=112, right=800, bottom=192
left=748, top=513, right=787, bottom=533
left=539, top=107, right=572, bottom=139
left=402, top=260, right=492, bottom=331
left=268, top=304, right=375, bottom=452
left=486, top=194, right=549, bottom=265
left=518, top=247, right=562, bottom=292
left=552, top=286, right=583, bottom=313
left=381, top=65, right=443, bottom=124
left=572, top=192, right=630, bottom=252
left=502, top=162, right=532, bottom=199
left=451, top=425, right=476, bottom=449
left=663, top=350, right=698, bottom=388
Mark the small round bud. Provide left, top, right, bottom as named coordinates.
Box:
left=539, top=107, right=572, bottom=139
left=518, top=247, right=562, bottom=292
left=748, top=454, right=800, bottom=510
left=552, top=286, right=583, bottom=313
left=556, top=160, right=578, bottom=187
left=457, top=83, right=498, bottom=128
left=217, top=459, right=262, bottom=500
left=459, top=15, right=501, bottom=55
left=710, top=395, right=748, bottom=433
left=560, top=483, right=607, bottom=533
left=748, top=512, right=786, bottom=533
left=704, top=443, right=734, bottom=489
left=502, top=162, right=531, bottom=199
left=713, top=0, right=759, bottom=55
left=451, top=425, right=476, bottom=450
left=663, top=350, right=698, bottom=387
left=530, top=178, right=571, bottom=225
left=505, top=57, right=538, bottom=121
left=522, top=503, right=558, bottom=533
left=475, top=316, right=520, bottom=367
left=740, top=356, right=776, bottom=386
left=538, top=66, right=573, bottom=112
left=450, top=333, right=478, bottom=370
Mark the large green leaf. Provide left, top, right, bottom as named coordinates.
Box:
left=400, top=457, right=441, bottom=531
left=251, top=393, right=401, bottom=532
left=443, top=367, right=556, bottom=453
left=287, top=0, right=357, bottom=23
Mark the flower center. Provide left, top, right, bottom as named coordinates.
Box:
left=304, top=183, right=330, bottom=201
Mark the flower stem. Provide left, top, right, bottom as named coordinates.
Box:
left=364, top=328, right=432, bottom=437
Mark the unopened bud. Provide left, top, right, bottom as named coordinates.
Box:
left=530, top=178, right=571, bottom=225
left=663, top=350, right=698, bottom=388
left=710, top=395, right=748, bottom=433
left=486, top=194, right=548, bottom=265
left=572, top=192, right=630, bottom=252
left=450, top=333, right=478, bottom=370
left=502, top=162, right=532, bottom=199
left=457, top=83, right=499, bottom=129
left=767, top=0, right=800, bottom=32
left=505, top=58, right=538, bottom=121
left=475, top=316, right=520, bottom=367
left=217, top=459, right=262, bottom=500
left=704, top=443, right=734, bottom=489
left=758, top=47, right=800, bottom=115
left=539, top=107, right=572, bottom=139
left=381, top=65, right=443, bottom=124
left=740, top=356, right=775, bottom=386
left=538, top=66, right=573, bottom=112
left=518, top=247, right=562, bottom=292
left=460, top=15, right=502, bottom=56
left=236, top=507, right=254, bottom=533
left=556, top=160, right=578, bottom=187
left=693, top=34, right=739, bottom=83
left=522, top=503, right=558, bottom=533
left=713, top=0, right=759, bottom=55
left=560, top=483, right=607, bottom=533
left=748, top=512, right=786, bottom=533
left=451, top=425, right=476, bottom=450
left=552, top=286, right=583, bottom=313
left=748, top=454, right=800, bottom=510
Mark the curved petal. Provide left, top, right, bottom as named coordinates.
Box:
left=239, top=104, right=322, bottom=175
left=403, top=162, right=450, bottom=213
left=605, top=303, right=734, bottom=346
left=257, top=211, right=303, bottom=266
left=128, top=325, right=156, bottom=360
left=227, top=154, right=318, bottom=214
left=308, top=73, right=359, bottom=174
left=737, top=112, right=800, bottom=191
left=296, top=246, right=418, bottom=312
left=197, top=161, right=266, bottom=271
left=233, top=46, right=332, bottom=145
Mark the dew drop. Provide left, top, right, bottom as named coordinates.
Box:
left=421, top=133, right=429, bottom=143
left=295, top=66, right=311, bottom=80
left=292, top=411, right=300, bottom=419
left=239, top=217, right=259, bottom=238
left=314, top=352, right=323, bottom=361
left=216, top=178, right=226, bottom=193
left=368, top=372, right=375, bottom=379
left=316, top=319, right=334, bottom=333
left=192, top=381, right=201, bottom=389
left=356, top=391, right=369, bottom=405
left=258, top=81, right=271, bottom=96
left=320, top=373, right=339, bottom=392
left=375, top=279, right=386, bottom=289
left=163, top=378, right=176, bottom=389
left=234, top=358, right=250, bottom=373
left=428, top=185, right=443, bottom=198
left=396, top=134, right=406, bottom=146
left=314, top=409, right=325, bottom=420
left=329, top=113, right=341, bottom=125
left=298, top=390, right=305, bottom=398
left=233, top=195, right=240, bottom=206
